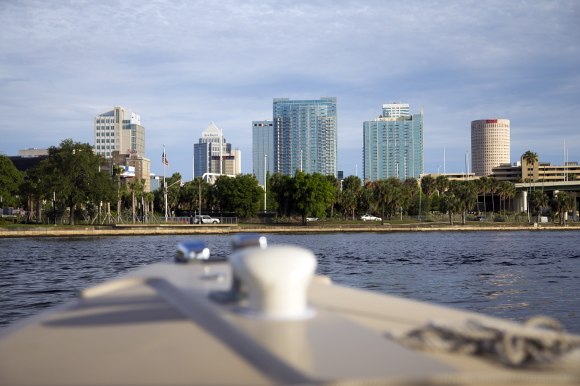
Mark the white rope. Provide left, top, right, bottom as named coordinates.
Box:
left=387, top=316, right=580, bottom=368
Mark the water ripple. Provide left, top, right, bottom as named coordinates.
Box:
left=0, top=231, right=579, bottom=333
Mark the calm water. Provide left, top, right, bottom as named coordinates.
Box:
left=1, top=232, right=579, bottom=333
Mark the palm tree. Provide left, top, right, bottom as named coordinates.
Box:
left=403, top=178, right=419, bottom=201
left=439, top=192, right=460, bottom=225
left=453, top=181, right=478, bottom=225
left=475, top=177, right=488, bottom=215
left=522, top=151, right=539, bottom=184
left=530, top=190, right=549, bottom=223
left=488, top=177, right=499, bottom=214
left=551, top=192, right=575, bottom=225
left=421, top=176, right=437, bottom=200
left=374, top=179, right=390, bottom=225
left=522, top=151, right=539, bottom=220
left=435, top=175, right=449, bottom=195
left=497, top=181, right=510, bottom=214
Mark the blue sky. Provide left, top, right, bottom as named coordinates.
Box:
left=1, top=0, right=578, bottom=181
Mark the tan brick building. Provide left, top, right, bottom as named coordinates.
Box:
left=111, top=151, right=151, bottom=192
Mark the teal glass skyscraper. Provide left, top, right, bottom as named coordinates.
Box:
left=363, top=106, right=423, bottom=181
left=273, top=97, right=337, bottom=177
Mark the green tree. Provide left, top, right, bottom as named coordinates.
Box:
left=215, top=174, right=263, bottom=217
left=522, top=151, right=538, bottom=220
left=271, top=173, right=295, bottom=218
left=439, top=192, right=461, bottom=225
left=341, top=175, right=362, bottom=220
left=488, top=177, right=499, bottom=214
left=0, top=155, right=24, bottom=208
left=163, top=173, right=182, bottom=214
left=381, top=177, right=406, bottom=220
left=359, top=185, right=376, bottom=215
left=420, top=175, right=437, bottom=200
left=265, top=171, right=278, bottom=211
left=338, top=189, right=355, bottom=220
left=403, top=178, right=419, bottom=202
left=293, top=170, right=334, bottom=225
left=31, top=139, right=110, bottom=225
left=530, top=190, right=549, bottom=223
left=451, top=181, right=478, bottom=225
left=435, top=174, right=449, bottom=195
left=522, top=151, right=538, bottom=184
left=129, top=178, right=146, bottom=223
left=497, top=181, right=512, bottom=214
left=551, top=192, right=575, bottom=225
left=475, top=176, right=489, bottom=215
left=323, top=174, right=341, bottom=217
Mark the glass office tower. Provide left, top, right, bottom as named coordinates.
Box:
left=363, top=107, right=423, bottom=181
left=273, top=97, right=337, bottom=177
left=252, top=120, right=274, bottom=187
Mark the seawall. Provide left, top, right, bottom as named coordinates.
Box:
left=1, top=223, right=579, bottom=238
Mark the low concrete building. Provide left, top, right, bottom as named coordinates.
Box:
left=491, top=156, right=580, bottom=183
left=420, top=172, right=477, bottom=181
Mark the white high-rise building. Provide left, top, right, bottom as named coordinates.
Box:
left=382, top=102, right=410, bottom=118
left=471, top=119, right=510, bottom=176
left=93, top=107, right=145, bottom=158
left=252, top=120, right=274, bottom=187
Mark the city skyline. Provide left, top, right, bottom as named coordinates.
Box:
left=1, top=1, right=578, bottom=181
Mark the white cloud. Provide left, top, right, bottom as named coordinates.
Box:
left=0, top=0, right=578, bottom=177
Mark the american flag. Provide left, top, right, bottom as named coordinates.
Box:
left=180, top=181, right=185, bottom=188
left=162, top=150, right=169, bottom=167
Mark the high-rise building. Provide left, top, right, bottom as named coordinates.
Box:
left=363, top=106, right=424, bottom=181
left=252, top=120, right=274, bottom=187
left=194, top=122, right=241, bottom=182
left=382, top=102, right=409, bottom=118
left=272, top=97, right=337, bottom=177
left=94, top=107, right=145, bottom=158
left=471, top=119, right=510, bottom=176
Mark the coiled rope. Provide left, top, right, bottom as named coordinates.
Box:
left=387, top=316, right=580, bottom=368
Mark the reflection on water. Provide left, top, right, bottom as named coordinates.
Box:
left=0, top=231, right=579, bottom=333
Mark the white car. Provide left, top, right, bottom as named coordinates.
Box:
left=195, top=215, right=220, bottom=224
left=359, top=214, right=381, bottom=221
left=306, top=217, right=319, bottom=222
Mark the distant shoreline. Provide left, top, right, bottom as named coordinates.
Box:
left=1, top=223, right=579, bottom=238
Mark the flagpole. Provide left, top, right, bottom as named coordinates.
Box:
left=164, top=144, right=167, bottom=222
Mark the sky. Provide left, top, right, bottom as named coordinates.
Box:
left=1, top=0, right=579, bottom=181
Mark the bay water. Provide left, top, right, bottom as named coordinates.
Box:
left=1, top=231, right=579, bottom=333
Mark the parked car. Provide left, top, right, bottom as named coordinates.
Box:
left=474, top=216, right=488, bottom=221
left=306, top=217, right=319, bottom=222
left=195, top=215, right=220, bottom=224
left=359, top=214, right=382, bottom=221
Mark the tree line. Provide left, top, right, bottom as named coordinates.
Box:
left=0, top=140, right=576, bottom=225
